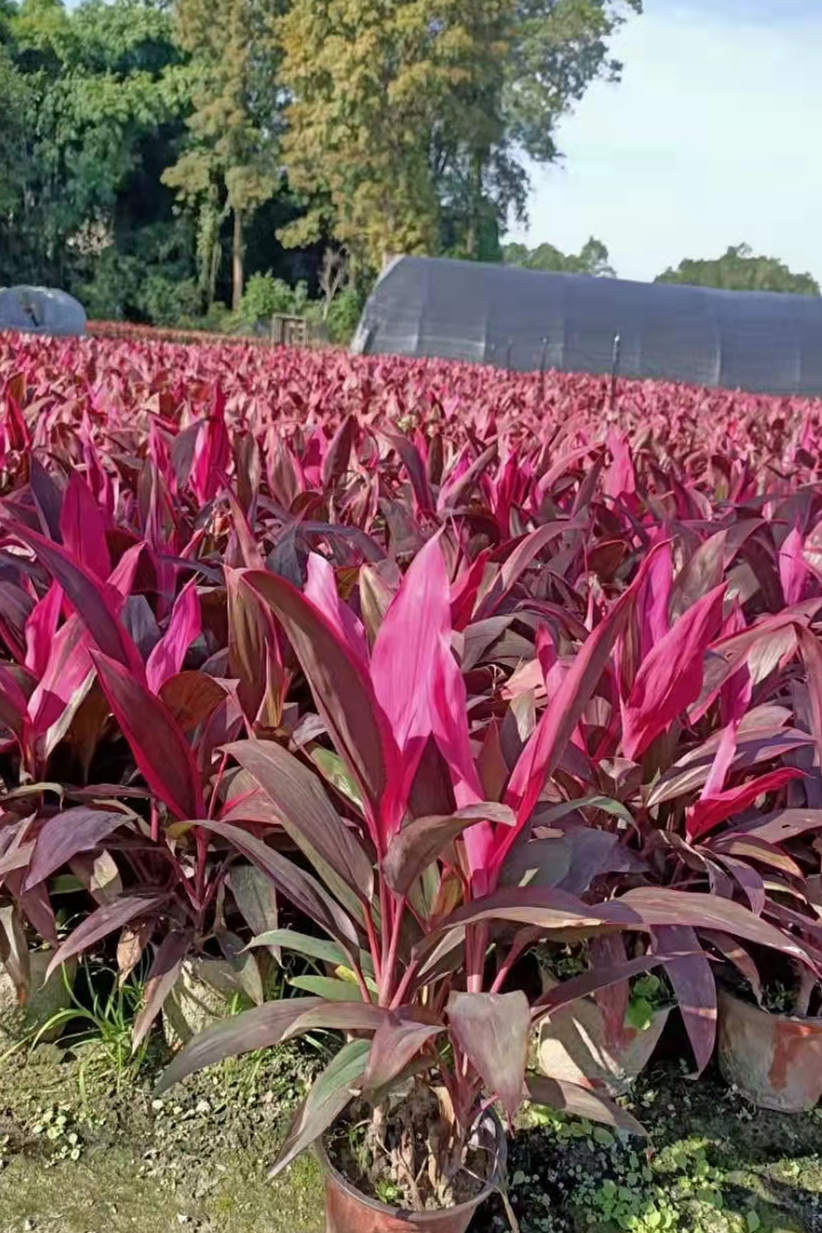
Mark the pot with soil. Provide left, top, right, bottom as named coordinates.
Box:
left=717, top=986, right=822, bottom=1112
left=537, top=979, right=669, bottom=1097
left=318, top=1100, right=505, bottom=1233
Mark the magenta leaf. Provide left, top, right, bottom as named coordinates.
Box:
left=91, top=650, right=203, bottom=820
left=244, top=569, right=402, bottom=846
left=145, top=579, right=201, bottom=694
left=59, top=472, right=111, bottom=581
left=6, top=521, right=142, bottom=677
left=622, top=584, right=726, bottom=761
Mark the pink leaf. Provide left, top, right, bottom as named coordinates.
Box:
left=304, top=554, right=369, bottom=671
left=91, top=650, right=203, bottom=820
left=622, top=584, right=726, bottom=761
left=24, top=582, right=62, bottom=678
left=687, top=767, right=804, bottom=842
left=779, top=525, right=807, bottom=606
left=146, top=580, right=201, bottom=694
left=59, top=472, right=111, bottom=580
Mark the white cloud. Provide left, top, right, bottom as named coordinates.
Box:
left=509, top=0, right=822, bottom=285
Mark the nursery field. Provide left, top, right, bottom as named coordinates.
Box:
left=3, top=331, right=822, bottom=1233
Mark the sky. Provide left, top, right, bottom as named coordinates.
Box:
left=507, top=0, right=822, bottom=285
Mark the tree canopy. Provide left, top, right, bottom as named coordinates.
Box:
left=503, top=236, right=616, bottom=277
left=656, top=244, right=820, bottom=297
left=276, top=0, right=641, bottom=272
left=0, top=0, right=641, bottom=326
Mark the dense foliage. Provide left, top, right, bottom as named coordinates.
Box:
left=657, top=244, right=820, bottom=297
left=3, top=330, right=822, bottom=1194
left=0, top=0, right=641, bottom=324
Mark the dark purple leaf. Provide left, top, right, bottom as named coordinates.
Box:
left=25, top=807, right=128, bottom=891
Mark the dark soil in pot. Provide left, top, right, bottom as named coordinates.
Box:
left=321, top=1088, right=505, bottom=1232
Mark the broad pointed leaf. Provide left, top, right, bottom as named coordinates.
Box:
left=383, top=803, right=515, bottom=897
left=448, top=991, right=530, bottom=1121
left=25, top=807, right=128, bottom=890
left=132, top=930, right=191, bottom=1048
left=269, top=1039, right=370, bottom=1178
left=91, top=651, right=203, bottom=821
left=526, top=1074, right=645, bottom=1136
left=193, top=819, right=361, bottom=953
left=363, top=1012, right=442, bottom=1093
left=243, top=570, right=402, bottom=843
left=45, top=894, right=167, bottom=980
left=223, top=739, right=373, bottom=902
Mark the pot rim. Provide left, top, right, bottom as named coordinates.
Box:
left=718, top=984, right=822, bottom=1029
left=315, top=1108, right=506, bottom=1222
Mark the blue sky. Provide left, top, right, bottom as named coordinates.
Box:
left=508, top=0, right=822, bottom=284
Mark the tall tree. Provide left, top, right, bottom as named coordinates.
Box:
left=277, top=0, right=641, bottom=273
left=3, top=0, right=190, bottom=295
left=503, top=235, right=615, bottom=277
left=163, top=0, right=284, bottom=310
left=657, top=244, right=820, bottom=297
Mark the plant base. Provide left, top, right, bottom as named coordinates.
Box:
left=316, top=1112, right=505, bottom=1233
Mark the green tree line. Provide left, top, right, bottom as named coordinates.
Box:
left=0, top=0, right=641, bottom=330
left=504, top=238, right=819, bottom=296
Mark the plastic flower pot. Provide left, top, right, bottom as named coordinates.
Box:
left=0, top=952, right=76, bottom=1045
left=162, top=957, right=243, bottom=1048
left=717, top=987, right=822, bottom=1112
left=536, top=975, right=669, bottom=1097
left=315, top=1111, right=505, bottom=1233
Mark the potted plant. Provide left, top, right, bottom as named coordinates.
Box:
left=0, top=519, right=288, bottom=1044
left=153, top=545, right=796, bottom=1229
left=717, top=945, right=822, bottom=1112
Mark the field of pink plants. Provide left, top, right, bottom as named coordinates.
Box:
left=3, top=328, right=822, bottom=1211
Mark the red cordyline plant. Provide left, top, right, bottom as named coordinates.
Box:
left=0, top=484, right=288, bottom=1030
left=154, top=537, right=815, bottom=1208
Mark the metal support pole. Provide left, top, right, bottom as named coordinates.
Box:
left=609, top=332, right=621, bottom=412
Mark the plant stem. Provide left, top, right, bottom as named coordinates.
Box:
left=363, top=902, right=382, bottom=984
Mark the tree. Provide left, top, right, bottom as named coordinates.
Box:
left=0, top=45, right=32, bottom=280
left=656, top=244, right=820, bottom=297
left=277, top=0, right=641, bottom=275
left=163, top=0, right=284, bottom=310
left=3, top=0, right=192, bottom=297
left=503, top=235, right=615, bottom=277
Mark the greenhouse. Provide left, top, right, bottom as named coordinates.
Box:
left=352, top=255, right=822, bottom=396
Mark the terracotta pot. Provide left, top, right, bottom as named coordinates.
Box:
left=315, top=1112, right=505, bottom=1233
left=0, top=951, right=76, bottom=1044
left=536, top=975, right=669, bottom=1097
left=717, top=987, right=822, bottom=1112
